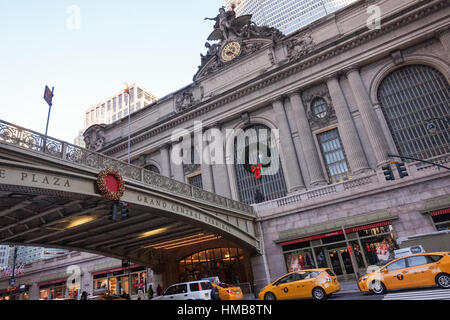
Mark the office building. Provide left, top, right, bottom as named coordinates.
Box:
left=226, top=0, right=358, bottom=35
left=83, top=84, right=157, bottom=130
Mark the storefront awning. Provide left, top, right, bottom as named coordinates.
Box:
left=38, top=278, right=67, bottom=287
left=279, top=220, right=392, bottom=246
left=37, top=269, right=83, bottom=286
left=91, top=264, right=142, bottom=276
left=430, top=208, right=450, bottom=216
left=276, top=210, right=398, bottom=245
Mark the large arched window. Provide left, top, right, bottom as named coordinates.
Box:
left=178, top=247, right=247, bottom=283
left=144, top=164, right=160, bottom=174
left=234, top=124, right=288, bottom=204
left=378, top=65, right=450, bottom=160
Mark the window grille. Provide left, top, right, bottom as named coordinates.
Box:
left=378, top=65, right=450, bottom=160
left=234, top=124, right=287, bottom=204
left=311, top=97, right=328, bottom=118
left=317, top=128, right=349, bottom=183
left=188, top=174, right=203, bottom=189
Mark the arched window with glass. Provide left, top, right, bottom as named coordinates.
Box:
left=234, top=124, right=288, bottom=204
left=311, top=97, right=329, bottom=119
left=377, top=65, right=450, bottom=160
left=144, top=164, right=160, bottom=174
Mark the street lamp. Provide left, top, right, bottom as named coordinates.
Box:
left=123, top=83, right=131, bottom=164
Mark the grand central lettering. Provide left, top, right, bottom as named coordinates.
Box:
left=137, top=193, right=231, bottom=233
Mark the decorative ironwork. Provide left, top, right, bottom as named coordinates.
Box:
left=0, top=119, right=253, bottom=215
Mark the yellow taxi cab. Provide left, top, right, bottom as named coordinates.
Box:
left=258, top=269, right=340, bottom=300
left=212, top=282, right=244, bottom=300
left=87, top=288, right=127, bottom=300
left=358, top=252, right=450, bottom=294
left=201, top=276, right=244, bottom=300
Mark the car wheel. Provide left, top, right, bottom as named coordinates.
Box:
left=312, top=287, right=327, bottom=300
left=371, top=280, right=386, bottom=295
left=436, top=273, right=450, bottom=289
left=264, top=292, right=276, bottom=300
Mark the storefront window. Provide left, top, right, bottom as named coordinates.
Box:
left=50, top=285, right=65, bottom=299
left=283, top=223, right=399, bottom=277
left=314, top=247, right=328, bottom=268
left=39, top=289, right=49, bottom=300
left=118, top=276, right=129, bottom=295
left=94, top=278, right=108, bottom=290
left=108, top=277, right=117, bottom=295
left=285, top=249, right=315, bottom=272
left=131, top=272, right=147, bottom=295
left=360, top=234, right=398, bottom=266
left=432, top=212, right=450, bottom=230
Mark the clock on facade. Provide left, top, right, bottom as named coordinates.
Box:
left=221, top=41, right=241, bottom=62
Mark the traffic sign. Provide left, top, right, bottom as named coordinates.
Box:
left=43, top=85, right=54, bottom=107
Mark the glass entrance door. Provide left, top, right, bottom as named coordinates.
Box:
left=339, top=248, right=354, bottom=275
left=327, top=248, right=354, bottom=278
left=327, top=250, right=343, bottom=276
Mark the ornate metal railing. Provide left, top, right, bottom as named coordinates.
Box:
left=0, top=119, right=253, bottom=215
left=253, top=174, right=377, bottom=213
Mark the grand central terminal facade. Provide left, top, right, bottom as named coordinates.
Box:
left=81, top=0, right=450, bottom=292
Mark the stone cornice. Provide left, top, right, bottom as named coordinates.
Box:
left=102, top=0, right=448, bottom=157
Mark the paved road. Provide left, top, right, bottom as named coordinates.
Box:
left=331, top=287, right=450, bottom=300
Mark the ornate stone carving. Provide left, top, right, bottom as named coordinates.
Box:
left=286, top=32, right=316, bottom=61
left=175, top=89, right=196, bottom=113
left=204, top=6, right=282, bottom=43
left=195, top=7, right=283, bottom=80
left=302, top=85, right=336, bottom=128
left=183, top=163, right=201, bottom=176
left=83, top=124, right=106, bottom=151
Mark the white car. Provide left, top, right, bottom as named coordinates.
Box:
left=152, top=280, right=213, bottom=300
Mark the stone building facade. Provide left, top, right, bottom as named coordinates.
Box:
left=0, top=252, right=158, bottom=300
left=84, top=0, right=450, bottom=292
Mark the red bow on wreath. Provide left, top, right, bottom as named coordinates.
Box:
left=251, top=163, right=262, bottom=179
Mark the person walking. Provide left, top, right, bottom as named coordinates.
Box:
left=148, top=285, right=154, bottom=300
left=156, top=284, right=163, bottom=296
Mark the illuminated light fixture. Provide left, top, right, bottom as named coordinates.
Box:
left=151, top=234, right=221, bottom=250
left=46, top=215, right=97, bottom=231
left=160, top=236, right=221, bottom=250
left=143, top=233, right=205, bottom=249
left=137, top=227, right=169, bottom=239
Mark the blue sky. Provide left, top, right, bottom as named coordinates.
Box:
left=0, top=0, right=224, bottom=142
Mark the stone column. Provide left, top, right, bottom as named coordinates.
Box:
left=272, top=98, right=306, bottom=192
left=346, top=68, right=390, bottom=166
left=159, top=145, right=171, bottom=177
left=200, top=129, right=215, bottom=192
left=326, top=76, right=370, bottom=174
left=289, top=93, right=327, bottom=186
left=207, top=126, right=232, bottom=198
left=438, top=28, right=450, bottom=52
left=170, top=143, right=185, bottom=182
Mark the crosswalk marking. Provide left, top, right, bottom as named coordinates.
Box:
left=383, top=288, right=450, bottom=300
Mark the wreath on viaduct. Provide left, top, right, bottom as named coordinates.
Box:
left=97, top=168, right=125, bottom=200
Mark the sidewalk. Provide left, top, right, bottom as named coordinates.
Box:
left=338, top=280, right=360, bottom=294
